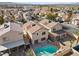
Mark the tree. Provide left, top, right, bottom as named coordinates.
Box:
left=50, top=8, right=53, bottom=12
left=0, top=15, right=4, bottom=25
left=53, top=9, right=59, bottom=12
left=78, top=7, right=79, bottom=10
left=46, top=13, right=58, bottom=21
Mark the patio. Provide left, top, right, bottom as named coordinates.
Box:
left=32, top=40, right=60, bottom=52
left=0, top=44, right=34, bottom=56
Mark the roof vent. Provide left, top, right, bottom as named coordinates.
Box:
left=4, top=24, right=9, bottom=28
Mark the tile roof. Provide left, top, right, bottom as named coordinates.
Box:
left=0, top=22, right=23, bottom=36
left=39, top=19, right=58, bottom=29
left=23, top=21, right=42, bottom=33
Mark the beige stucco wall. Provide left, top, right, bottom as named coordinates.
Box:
left=31, top=28, right=48, bottom=44
left=0, top=30, right=23, bottom=45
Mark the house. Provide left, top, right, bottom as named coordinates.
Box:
left=62, top=14, right=70, bottom=22
left=3, top=15, right=14, bottom=22
left=23, top=12, right=33, bottom=21
left=0, top=22, right=28, bottom=54
left=38, top=19, right=67, bottom=40
left=57, top=11, right=65, bottom=17
left=71, top=14, right=79, bottom=28
left=39, top=19, right=62, bottom=32
left=14, top=14, right=24, bottom=22
left=56, top=16, right=64, bottom=23
left=23, top=21, right=48, bottom=45
left=33, top=8, right=40, bottom=15
left=72, top=19, right=79, bottom=28
left=73, top=10, right=79, bottom=14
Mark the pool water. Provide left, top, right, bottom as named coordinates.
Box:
left=34, top=45, right=58, bottom=56
left=73, top=45, right=79, bottom=52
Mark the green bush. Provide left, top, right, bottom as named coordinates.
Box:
left=46, top=13, right=58, bottom=21
left=0, top=16, right=4, bottom=25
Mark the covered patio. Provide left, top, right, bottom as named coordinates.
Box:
left=0, top=39, right=30, bottom=56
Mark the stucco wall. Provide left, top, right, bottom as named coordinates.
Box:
left=31, top=28, right=48, bottom=44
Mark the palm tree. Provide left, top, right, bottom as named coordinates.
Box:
left=50, top=8, right=53, bottom=12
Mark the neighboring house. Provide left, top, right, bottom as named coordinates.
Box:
left=72, top=19, right=79, bottom=28
left=3, top=15, right=14, bottom=22
left=0, top=22, right=27, bottom=53
left=23, top=21, right=48, bottom=45
left=14, top=14, right=23, bottom=22
left=33, top=8, right=40, bottom=15
left=58, top=11, right=65, bottom=17
left=71, top=14, right=79, bottom=28
left=38, top=19, right=67, bottom=40
left=73, top=10, right=79, bottom=14
left=56, top=16, right=64, bottom=23
left=39, top=19, right=62, bottom=32
left=62, top=14, right=69, bottom=22
left=23, top=12, right=32, bottom=21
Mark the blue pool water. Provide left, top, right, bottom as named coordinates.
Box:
left=73, top=45, right=79, bottom=52
left=34, top=45, right=58, bottom=56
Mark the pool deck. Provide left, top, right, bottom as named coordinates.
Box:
left=32, top=40, right=73, bottom=56
left=54, top=43, right=71, bottom=56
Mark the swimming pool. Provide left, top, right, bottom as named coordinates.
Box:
left=34, top=45, right=58, bottom=56
left=73, top=45, right=79, bottom=52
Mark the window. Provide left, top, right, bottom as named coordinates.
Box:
left=53, top=28, right=56, bottom=31
left=42, top=32, right=46, bottom=35
left=37, top=33, right=38, bottom=35
left=41, top=37, right=46, bottom=41
left=3, top=37, right=8, bottom=42
left=34, top=40, right=38, bottom=44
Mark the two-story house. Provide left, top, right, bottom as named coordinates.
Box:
left=23, top=21, right=48, bottom=45
left=0, top=22, right=28, bottom=54
left=38, top=19, right=67, bottom=40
